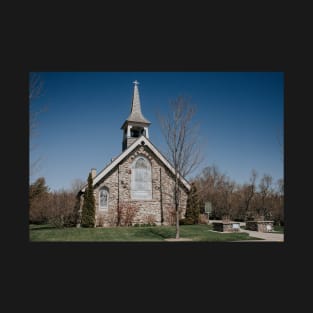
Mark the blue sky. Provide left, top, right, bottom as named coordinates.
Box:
left=30, top=72, right=284, bottom=191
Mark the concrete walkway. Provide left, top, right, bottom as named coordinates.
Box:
left=237, top=229, right=284, bottom=242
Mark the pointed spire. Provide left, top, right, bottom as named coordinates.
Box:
left=126, top=80, right=150, bottom=124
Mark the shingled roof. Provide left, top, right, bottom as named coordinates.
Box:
left=122, top=81, right=150, bottom=127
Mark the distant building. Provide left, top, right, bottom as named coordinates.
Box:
left=78, top=81, right=190, bottom=226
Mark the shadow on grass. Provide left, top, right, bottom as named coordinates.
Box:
left=146, top=227, right=175, bottom=239
left=29, top=224, right=59, bottom=231
left=31, top=227, right=59, bottom=231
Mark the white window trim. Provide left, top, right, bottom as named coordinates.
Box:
left=99, top=188, right=109, bottom=210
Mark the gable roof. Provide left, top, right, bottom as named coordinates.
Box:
left=80, top=135, right=191, bottom=193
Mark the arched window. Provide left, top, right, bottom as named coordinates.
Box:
left=131, top=156, right=152, bottom=200
left=99, top=188, right=109, bottom=210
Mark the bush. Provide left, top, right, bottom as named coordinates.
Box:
left=180, top=218, right=194, bottom=225
left=144, top=214, right=156, bottom=226
left=116, top=202, right=139, bottom=226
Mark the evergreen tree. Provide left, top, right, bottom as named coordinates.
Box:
left=81, top=173, right=95, bottom=227
left=185, top=182, right=200, bottom=224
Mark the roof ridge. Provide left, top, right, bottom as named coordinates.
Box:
left=79, top=135, right=191, bottom=193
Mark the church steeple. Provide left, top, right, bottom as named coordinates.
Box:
left=121, top=81, right=151, bottom=151
left=126, top=80, right=150, bottom=124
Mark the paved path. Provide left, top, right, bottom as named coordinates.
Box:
left=238, top=229, right=284, bottom=242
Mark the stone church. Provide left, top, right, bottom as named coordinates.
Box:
left=78, top=81, right=191, bottom=226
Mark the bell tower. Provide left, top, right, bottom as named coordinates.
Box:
left=121, top=81, right=151, bottom=151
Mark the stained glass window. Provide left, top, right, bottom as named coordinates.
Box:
left=99, top=188, right=108, bottom=209
left=131, top=157, right=152, bottom=199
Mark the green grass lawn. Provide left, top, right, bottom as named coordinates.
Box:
left=240, top=225, right=284, bottom=233
left=29, top=224, right=261, bottom=242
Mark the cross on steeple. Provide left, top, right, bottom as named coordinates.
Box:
left=121, top=81, right=151, bottom=151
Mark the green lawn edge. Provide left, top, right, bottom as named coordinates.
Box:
left=29, top=224, right=263, bottom=242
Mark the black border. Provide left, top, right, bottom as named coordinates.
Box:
left=6, top=6, right=309, bottom=307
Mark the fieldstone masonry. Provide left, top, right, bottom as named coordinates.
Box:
left=213, top=221, right=240, bottom=232
left=92, top=144, right=188, bottom=226
left=246, top=221, right=274, bottom=232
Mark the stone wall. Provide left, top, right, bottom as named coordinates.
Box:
left=91, top=144, right=189, bottom=226
left=246, top=221, right=274, bottom=232
left=212, top=221, right=240, bottom=232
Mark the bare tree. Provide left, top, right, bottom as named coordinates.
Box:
left=197, top=165, right=221, bottom=199
left=274, top=178, right=284, bottom=225
left=71, top=178, right=86, bottom=194
left=158, top=96, right=203, bottom=239
left=218, top=178, right=236, bottom=220
left=195, top=165, right=225, bottom=218
left=257, top=174, right=273, bottom=220
left=241, top=169, right=258, bottom=220
left=47, top=189, right=77, bottom=227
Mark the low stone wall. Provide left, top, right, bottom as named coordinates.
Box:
left=213, top=221, right=240, bottom=232
left=246, top=221, right=274, bottom=232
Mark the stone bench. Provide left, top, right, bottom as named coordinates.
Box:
left=245, top=221, right=274, bottom=232
left=213, top=221, right=241, bottom=232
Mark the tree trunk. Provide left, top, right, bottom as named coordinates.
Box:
left=176, top=204, right=180, bottom=239
left=160, top=168, right=164, bottom=225
left=175, top=175, right=180, bottom=239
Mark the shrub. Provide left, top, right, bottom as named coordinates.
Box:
left=116, top=202, right=139, bottom=226
left=81, top=173, right=95, bottom=227
left=123, top=203, right=139, bottom=226
left=144, top=214, right=156, bottom=226
left=180, top=218, right=194, bottom=225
